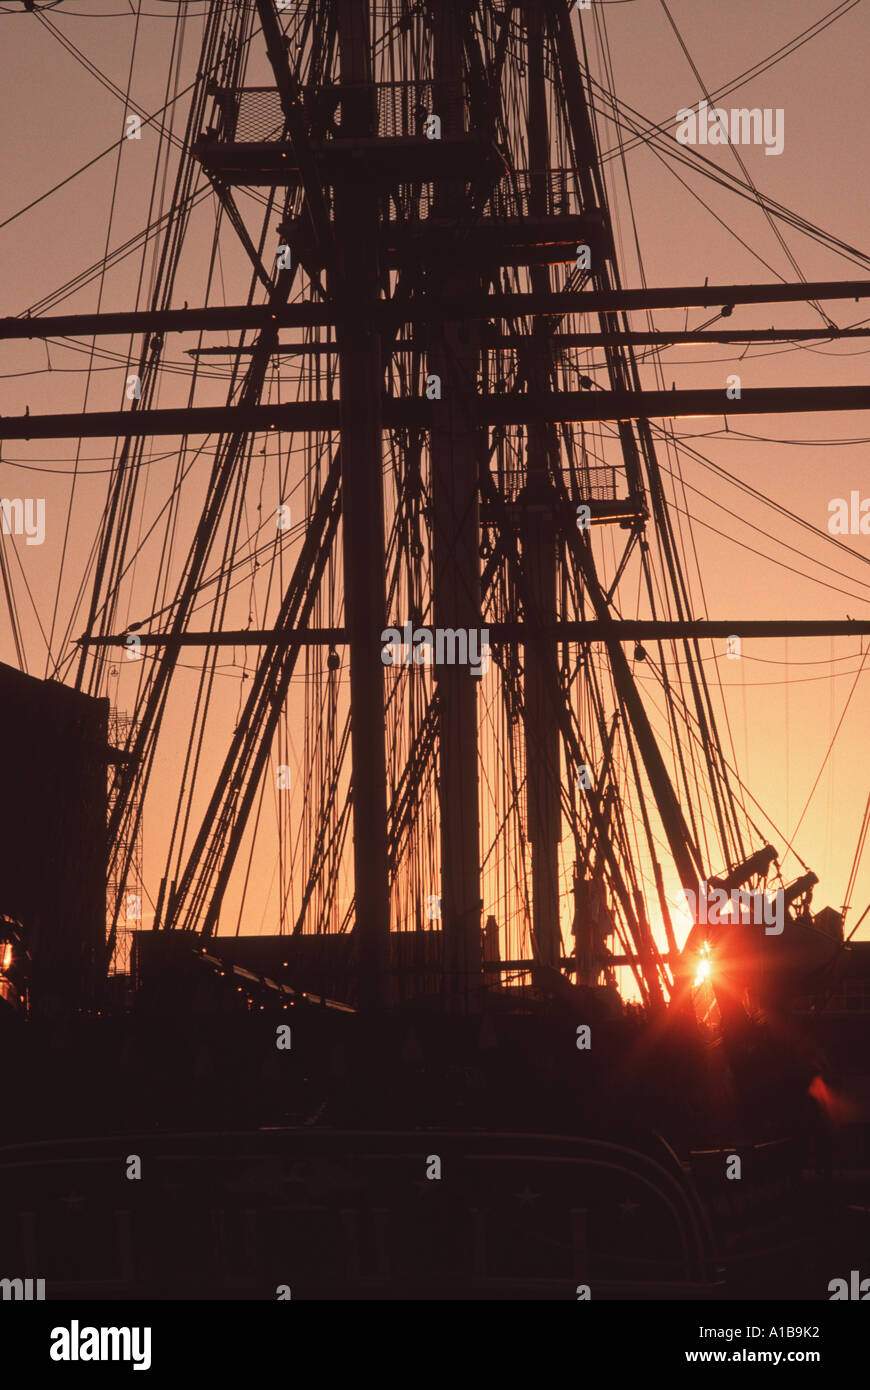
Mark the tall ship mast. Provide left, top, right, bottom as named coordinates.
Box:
left=2, top=0, right=870, bottom=1302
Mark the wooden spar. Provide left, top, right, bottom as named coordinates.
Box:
left=333, top=0, right=391, bottom=1012
left=4, top=280, right=870, bottom=339
left=81, top=618, right=870, bottom=647
left=185, top=326, right=870, bottom=356
left=4, top=384, right=870, bottom=440
left=522, top=0, right=562, bottom=969
left=429, top=3, right=484, bottom=1012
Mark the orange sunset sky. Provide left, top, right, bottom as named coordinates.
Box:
left=1, top=0, right=869, bottom=979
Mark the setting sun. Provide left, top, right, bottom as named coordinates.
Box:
left=693, top=944, right=713, bottom=988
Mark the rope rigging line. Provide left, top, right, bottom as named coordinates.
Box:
left=7, top=0, right=862, bottom=987
left=43, top=0, right=145, bottom=678
left=587, top=4, right=749, bottom=872
left=782, top=643, right=870, bottom=873
left=596, top=0, right=863, bottom=167
left=584, top=70, right=870, bottom=274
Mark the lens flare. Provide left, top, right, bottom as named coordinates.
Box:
left=693, top=942, right=712, bottom=988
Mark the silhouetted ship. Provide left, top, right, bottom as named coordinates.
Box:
left=1, top=0, right=869, bottom=1300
